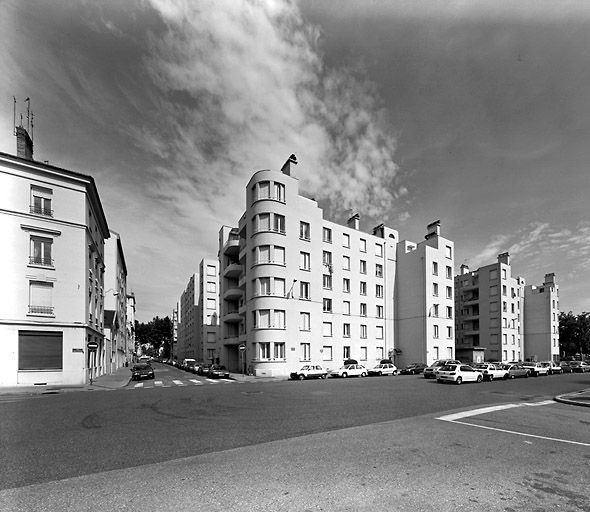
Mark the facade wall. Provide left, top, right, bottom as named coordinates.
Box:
left=199, top=258, right=219, bottom=364
left=524, top=274, right=560, bottom=362
left=177, top=274, right=198, bottom=360
left=0, top=150, right=109, bottom=387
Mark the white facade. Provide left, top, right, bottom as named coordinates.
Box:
left=395, top=221, right=456, bottom=367
left=524, top=273, right=560, bottom=362
left=199, top=258, right=220, bottom=364
left=177, top=273, right=199, bottom=360
left=0, top=133, right=110, bottom=387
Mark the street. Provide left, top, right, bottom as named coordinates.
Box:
left=1, top=364, right=589, bottom=511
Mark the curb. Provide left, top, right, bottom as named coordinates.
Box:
left=554, top=389, right=590, bottom=408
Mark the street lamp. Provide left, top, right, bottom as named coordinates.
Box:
left=287, top=279, right=298, bottom=299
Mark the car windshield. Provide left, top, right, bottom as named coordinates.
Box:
left=133, top=364, right=150, bottom=370
left=440, top=365, right=456, bottom=371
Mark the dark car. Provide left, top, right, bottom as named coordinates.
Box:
left=198, top=363, right=213, bottom=376
left=560, top=362, right=573, bottom=374
left=570, top=361, right=590, bottom=373
left=131, top=363, right=154, bottom=381
left=400, top=363, right=427, bottom=375
left=207, top=365, right=230, bottom=378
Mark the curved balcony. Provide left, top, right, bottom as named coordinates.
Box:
left=223, top=287, right=243, bottom=301
left=223, top=311, right=242, bottom=324
left=223, top=237, right=240, bottom=256
left=223, top=263, right=243, bottom=279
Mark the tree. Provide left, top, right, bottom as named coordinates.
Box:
left=559, top=311, right=590, bottom=359
left=135, top=316, right=173, bottom=358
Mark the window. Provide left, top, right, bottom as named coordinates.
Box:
left=360, top=325, right=367, bottom=339
left=259, top=342, right=271, bottom=359
left=257, top=309, right=270, bottom=328
left=360, top=281, right=367, bottom=295
left=300, top=312, right=310, bottom=331
left=376, top=326, right=384, bottom=339
left=446, top=266, right=452, bottom=279
left=502, top=285, right=507, bottom=297
left=447, top=326, right=453, bottom=339
left=503, top=334, right=507, bottom=345
left=432, top=262, right=438, bottom=275
left=206, top=298, right=216, bottom=310
left=274, top=246, right=285, bottom=265
left=323, top=227, right=332, bottom=243
left=207, top=264, right=217, bottom=276
left=343, top=346, right=351, bottom=359
left=323, top=298, right=332, bottom=313
left=274, top=342, right=285, bottom=359
left=254, top=181, right=270, bottom=200
left=432, top=283, right=439, bottom=296
left=490, top=302, right=498, bottom=312
left=490, top=285, right=498, bottom=296
left=300, top=221, right=310, bottom=241
left=259, top=277, right=271, bottom=295
left=360, top=260, right=367, bottom=274
left=445, top=245, right=452, bottom=259
left=31, top=186, right=53, bottom=217
left=360, top=346, right=367, bottom=361
left=375, top=264, right=383, bottom=277
left=375, top=243, right=383, bottom=257
left=502, top=301, right=507, bottom=312
left=343, top=255, right=350, bottom=270
left=274, top=182, right=285, bottom=202
left=376, top=284, right=383, bottom=298
left=29, top=281, right=53, bottom=315
left=342, top=233, right=350, bottom=248
left=207, top=332, right=216, bottom=343
left=447, top=348, right=453, bottom=359
left=446, top=306, right=452, bottom=319
left=300, top=251, right=310, bottom=271
left=433, top=325, right=439, bottom=338
left=343, top=301, right=350, bottom=315
left=489, top=269, right=498, bottom=280
left=323, top=274, right=332, bottom=290
left=360, top=239, right=367, bottom=252
left=255, top=245, right=270, bottom=264
left=255, top=213, right=270, bottom=232
left=446, top=286, right=452, bottom=299
left=323, top=251, right=332, bottom=267
left=207, top=281, right=216, bottom=293
left=30, top=237, right=53, bottom=266
left=342, top=278, right=350, bottom=293
left=360, top=303, right=367, bottom=317
left=299, top=281, right=310, bottom=300
left=323, top=346, right=332, bottom=361
left=502, top=268, right=507, bottom=279
left=432, top=304, right=439, bottom=317
left=274, top=278, right=285, bottom=297
left=323, top=322, right=332, bottom=337
left=18, top=331, right=62, bottom=370
left=511, top=335, right=515, bottom=345
left=376, top=305, right=383, bottom=318
left=376, top=346, right=384, bottom=360
left=343, top=323, right=350, bottom=337
left=301, top=343, right=311, bottom=361
left=433, top=347, right=439, bottom=359
left=273, top=214, right=285, bottom=234
left=274, top=310, right=285, bottom=329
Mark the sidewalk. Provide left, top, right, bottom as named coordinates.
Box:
left=554, top=388, right=590, bottom=407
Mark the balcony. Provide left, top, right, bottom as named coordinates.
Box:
left=223, top=235, right=240, bottom=256
left=223, top=287, right=243, bottom=301
left=29, top=205, right=53, bottom=217
left=462, top=296, right=479, bottom=305
left=223, top=263, right=243, bottom=279
left=29, top=256, right=53, bottom=267
left=28, top=305, right=54, bottom=315
left=223, top=311, right=242, bottom=323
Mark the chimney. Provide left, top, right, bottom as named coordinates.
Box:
left=460, top=264, right=469, bottom=275
left=425, top=220, right=441, bottom=240
left=544, top=273, right=555, bottom=286
left=347, top=212, right=360, bottom=230
left=280, top=154, right=297, bottom=176
left=16, top=126, right=33, bottom=160
left=498, top=252, right=510, bottom=265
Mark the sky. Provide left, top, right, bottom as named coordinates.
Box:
left=2, top=0, right=590, bottom=322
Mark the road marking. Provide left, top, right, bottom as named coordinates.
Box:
left=172, top=380, right=185, bottom=386
left=437, top=400, right=590, bottom=447
left=189, top=379, right=203, bottom=385
left=204, top=379, right=219, bottom=384
left=219, top=379, right=234, bottom=383
left=134, top=383, right=143, bottom=388
left=154, top=381, right=163, bottom=386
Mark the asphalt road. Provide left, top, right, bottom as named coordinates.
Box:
left=1, top=365, right=589, bottom=511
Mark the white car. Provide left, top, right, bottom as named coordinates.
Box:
left=329, top=364, right=368, bottom=378
left=521, top=361, right=549, bottom=377
left=289, top=365, right=328, bottom=380
left=436, top=364, right=483, bottom=385
left=368, top=363, right=398, bottom=376
left=474, top=363, right=509, bottom=381
left=423, top=359, right=461, bottom=379
left=540, top=361, right=563, bottom=375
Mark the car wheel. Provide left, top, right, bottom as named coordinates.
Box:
left=504, top=374, right=509, bottom=380
left=436, top=378, right=442, bottom=383
left=342, top=373, right=348, bottom=378
left=488, top=374, right=494, bottom=381
left=378, top=371, right=382, bottom=376
left=510, top=374, right=515, bottom=379
left=476, top=375, right=483, bottom=383
left=456, top=377, right=462, bottom=385
left=361, top=372, right=367, bottom=377
left=298, top=374, right=305, bottom=381
left=525, top=372, right=529, bottom=378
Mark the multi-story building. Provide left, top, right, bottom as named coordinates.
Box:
left=455, top=253, right=525, bottom=363
left=395, top=221, right=456, bottom=367
left=524, top=273, right=560, bottom=362
left=104, top=230, right=129, bottom=371
left=0, top=126, right=110, bottom=387
left=198, top=258, right=220, bottom=364
left=177, top=273, right=199, bottom=360
left=216, top=157, right=451, bottom=377
left=126, top=292, right=136, bottom=360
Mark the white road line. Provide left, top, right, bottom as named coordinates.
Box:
left=204, top=378, right=219, bottom=384
left=437, top=400, right=590, bottom=447
left=134, top=383, right=143, bottom=388
left=172, top=380, right=185, bottom=386
left=189, top=379, right=203, bottom=385
left=154, top=381, right=163, bottom=386
left=219, top=379, right=234, bottom=383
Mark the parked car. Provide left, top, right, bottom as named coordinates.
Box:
left=400, top=363, right=427, bottom=375
left=329, top=364, right=368, bottom=378
left=540, top=361, right=563, bottom=375
left=290, top=365, right=328, bottom=380
left=501, top=363, right=530, bottom=379
left=560, top=361, right=574, bottom=373
left=207, top=365, right=230, bottom=378
left=570, top=361, right=590, bottom=373
left=521, top=361, right=549, bottom=377
left=198, top=363, right=213, bottom=376
left=474, top=363, right=509, bottom=381
left=436, top=364, right=483, bottom=385
left=423, top=359, right=461, bottom=379
left=130, top=363, right=154, bottom=381
left=368, top=363, right=398, bottom=376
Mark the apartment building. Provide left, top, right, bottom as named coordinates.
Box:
left=0, top=126, right=110, bottom=387
left=198, top=258, right=220, bottom=364
left=104, top=230, right=129, bottom=371
left=395, top=221, right=456, bottom=367
left=126, top=292, right=136, bottom=359
left=524, top=273, right=560, bottom=362
left=177, top=273, right=199, bottom=360
left=217, top=157, right=444, bottom=377
left=455, top=253, right=525, bottom=363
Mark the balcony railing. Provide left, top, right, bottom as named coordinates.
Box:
left=29, top=256, right=53, bottom=267
left=28, top=305, right=54, bottom=315
left=30, top=205, right=54, bottom=217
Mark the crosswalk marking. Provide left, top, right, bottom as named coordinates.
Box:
left=134, top=382, right=143, bottom=388
left=126, top=378, right=255, bottom=390
left=204, top=378, right=219, bottom=384
left=154, top=380, right=163, bottom=386
left=172, top=380, right=185, bottom=386
left=189, top=379, right=203, bottom=385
